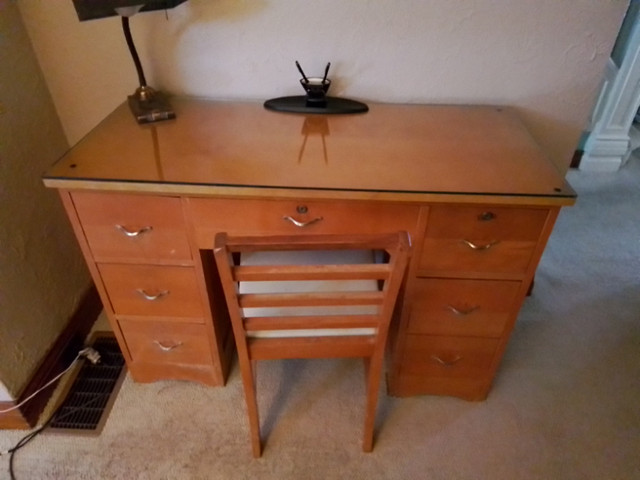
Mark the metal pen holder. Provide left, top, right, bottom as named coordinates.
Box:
left=300, top=77, right=331, bottom=108
left=297, top=61, right=331, bottom=108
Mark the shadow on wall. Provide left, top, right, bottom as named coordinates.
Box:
left=514, top=92, right=592, bottom=175
left=147, top=0, right=268, bottom=95
left=187, top=0, right=267, bottom=23
left=145, top=0, right=355, bottom=100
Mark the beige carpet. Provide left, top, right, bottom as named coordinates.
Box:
left=1, top=159, right=639, bottom=479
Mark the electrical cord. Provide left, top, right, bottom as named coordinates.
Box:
left=0, top=348, right=100, bottom=414
left=1, top=347, right=102, bottom=480
left=6, top=389, right=109, bottom=480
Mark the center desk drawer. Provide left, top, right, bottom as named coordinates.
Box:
left=98, top=264, right=205, bottom=320
left=419, top=205, right=549, bottom=276
left=408, top=279, right=521, bottom=337
left=71, top=192, right=191, bottom=263
left=188, top=198, right=420, bottom=248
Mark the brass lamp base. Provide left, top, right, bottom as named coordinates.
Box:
left=127, top=86, right=176, bottom=124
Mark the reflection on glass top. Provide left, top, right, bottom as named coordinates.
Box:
left=44, top=98, right=575, bottom=199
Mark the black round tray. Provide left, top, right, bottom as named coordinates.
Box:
left=264, top=96, right=368, bottom=114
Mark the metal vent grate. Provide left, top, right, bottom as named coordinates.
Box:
left=48, top=334, right=126, bottom=435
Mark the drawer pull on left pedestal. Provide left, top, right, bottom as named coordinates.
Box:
left=136, top=289, right=169, bottom=301
left=430, top=355, right=462, bottom=367
left=115, top=224, right=153, bottom=237
left=153, top=341, right=183, bottom=352
left=461, top=239, right=500, bottom=251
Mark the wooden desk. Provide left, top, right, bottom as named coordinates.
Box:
left=44, top=98, right=575, bottom=400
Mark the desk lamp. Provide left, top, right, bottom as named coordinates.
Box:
left=71, top=0, right=188, bottom=123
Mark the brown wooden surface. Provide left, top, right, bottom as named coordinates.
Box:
left=42, top=100, right=576, bottom=403
left=0, top=402, right=31, bottom=429
left=186, top=246, right=234, bottom=387
left=188, top=197, right=421, bottom=249
left=418, top=205, right=552, bottom=279
left=401, top=335, right=500, bottom=377
left=124, top=361, right=220, bottom=386
left=424, top=205, right=550, bottom=240
left=392, top=333, right=501, bottom=401
left=62, top=189, right=229, bottom=387
left=388, top=205, right=563, bottom=399
left=71, top=191, right=192, bottom=265
left=406, top=278, right=522, bottom=338
left=244, top=314, right=380, bottom=332
left=389, top=372, right=491, bottom=401
left=118, top=320, right=213, bottom=367
left=44, top=99, right=575, bottom=205
left=248, top=336, right=377, bottom=360
left=98, top=264, right=205, bottom=320
left=234, top=263, right=392, bottom=281
left=419, top=238, right=540, bottom=278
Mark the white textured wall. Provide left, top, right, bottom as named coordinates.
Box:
left=0, top=1, right=90, bottom=399
left=18, top=1, right=628, bottom=171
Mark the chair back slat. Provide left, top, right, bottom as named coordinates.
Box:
left=239, top=291, right=385, bottom=309
left=233, top=263, right=391, bottom=282
left=244, top=314, right=380, bottom=332
left=248, top=335, right=377, bottom=360
left=220, top=233, right=402, bottom=252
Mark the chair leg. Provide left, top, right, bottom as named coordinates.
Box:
left=362, top=353, right=384, bottom=452
left=238, top=356, right=262, bottom=457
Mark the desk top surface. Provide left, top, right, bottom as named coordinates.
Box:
left=44, top=98, right=575, bottom=204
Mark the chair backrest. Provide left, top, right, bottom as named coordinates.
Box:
left=213, top=232, right=410, bottom=361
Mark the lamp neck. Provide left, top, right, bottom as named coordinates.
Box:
left=121, top=16, right=147, bottom=88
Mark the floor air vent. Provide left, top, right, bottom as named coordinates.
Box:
left=48, top=333, right=126, bottom=435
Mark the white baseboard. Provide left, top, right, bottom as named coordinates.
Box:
left=0, top=381, right=13, bottom=402
left=579, top=154, right=624, bottom=172
left=581, top=132, right=629, bottom=171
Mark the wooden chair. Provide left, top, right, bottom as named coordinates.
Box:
left=213, top=232, right=409, bottom=457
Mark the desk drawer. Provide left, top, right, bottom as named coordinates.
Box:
left=98, top=264, right=204, bottom=320
left=188, top=198, right=420, bottom=248
left=419, top=205, right=549, bottom=276
left=401, top=335, right=499, bottom=379
left=407, top=279, right=521, bottom=337
left=119, top=320, right=212, bottom=367
left=72, top=192, right=191, bottom=263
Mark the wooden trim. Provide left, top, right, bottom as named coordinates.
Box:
left=0, top=402, right=30, bottom=429
left=249, top=335, right=376, bottom=360
left=570, top=149, right=583, bottom=169
left=43, top=180, right=577, bottom=206
left=0, top=284, right=102, bottom=430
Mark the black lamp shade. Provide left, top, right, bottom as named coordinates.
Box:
left=72, top=0, right=188, bottom=21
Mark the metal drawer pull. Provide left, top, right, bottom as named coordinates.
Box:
left=136, top=289, right=169, bottom=301
left=430, top=355, right=462, bottom=367
left=115, top=224, right=153, bottom=237
left=154, top=341, right=183, bottom=352
left=446, top=305, right=479, bottom=316
left=461, top=239, right=500, bottom=250
left=283, top=215, right=324, bottom=228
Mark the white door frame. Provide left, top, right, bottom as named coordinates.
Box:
left=582, top=8, right=640, bottom=171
